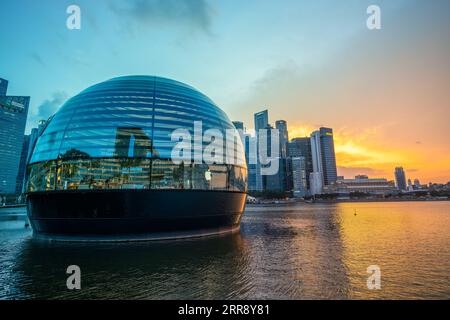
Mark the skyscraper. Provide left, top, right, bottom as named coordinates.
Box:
left=254, top=109, right=269, bottom=132
left=310, top=131, right=323, bottom=174
left=291, top=157, right=307, bottom=197
left=15, top=134, right=31, bottom=194
left=309, top=127, right=338, bottom=192
left=310, top=130, right=324, bottom=193
left=288, top=137, right=313, bottom=189
left=252, top=110, right=269, bottom=192
left=0, top=78, right=8, bottom=96
left=319, top=127, right=337, bottom=185
left=274, top=120, right=289, bottom=193
left=259, top=123, right=274, bottom=191
left=310, top=172, right=323, bottom=196
left=275, top=120, right=288, bottom=158
left=26, top=120, right=48, bottom=162
left=0, top=79, right=30, bottom=194
left=395, top=167, right=407, bottom=191
left=265, top=158, right=287, bottom=192
left=244, top=133, right=259, bottom=192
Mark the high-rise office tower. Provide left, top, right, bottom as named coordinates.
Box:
left=247, top=166, right=260, bottom=191
left=0, top=78, right=30, bottom=194
left=310, top=130, right=324, bottom=193
left=265, top=158, right=287, bottom=192
left=0, top=78, right=8, bottom=96
left=275, top=120, right=288, bottom=158
left=309, top=172, right=323, bottom=196
left=254, top=109, right=269, bottom=132
left=245, top=134, right=259, bottom=192
left=310, top=131, right=323, bottom=174
left=243, top=133, right=251, bottom=164
left=27, top=127, right=39, bottom=157
left=319, top=127, right=337, bottom=185
left=291, top=157, right=307, bottom=197
left=258, top=123, right=274, bottom=192
left=26, top=120, right=47, bottom=164
left=285, top=157, right=293, bottom=192
left=274, top=120, right=289, bottom=193
left=395, top=167, right=407, bottom=191
left=15, top=134, right=31, bottom=194
left=309, top=127, right=338, bottom=192
left=253, top=110, right=269, bottom=192
left=288, top=137, right=313, bottom=189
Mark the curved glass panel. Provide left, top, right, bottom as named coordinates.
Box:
left=27, top=159, right=247, bottom=192
left=27, top=76, right=247, bottom=193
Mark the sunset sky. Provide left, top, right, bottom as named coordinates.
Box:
left=0, top=0, right=449, bottom=183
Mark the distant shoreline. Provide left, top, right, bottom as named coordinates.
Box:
left=312, top=198, right=450, bottom=204
left=248, top=197, right=450, bottom=205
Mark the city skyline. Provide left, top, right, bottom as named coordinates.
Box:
left=1, top=0, right=449, bottom=183
left=2, top=75, right=445, bottom=191
left=3, top=80, right=446, bottom=187
left=236, top=112, right=445, bottom=186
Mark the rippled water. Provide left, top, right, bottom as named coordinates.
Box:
left=0, top=201, right=449, bottom=299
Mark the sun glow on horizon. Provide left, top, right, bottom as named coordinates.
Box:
left=288, top=125, right=450, bottom=183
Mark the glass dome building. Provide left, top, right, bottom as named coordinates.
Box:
left=26, top=76, right=247, bottom=240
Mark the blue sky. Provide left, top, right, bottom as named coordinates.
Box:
left=1, top=0, right=449, bottom=181
left=0, top=0, right=406, bottom=131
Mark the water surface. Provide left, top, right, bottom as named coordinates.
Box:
left=0, top=201, right=449, bottom=299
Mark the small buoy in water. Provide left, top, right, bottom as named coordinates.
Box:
left=354, top=209, right=357, bottom=216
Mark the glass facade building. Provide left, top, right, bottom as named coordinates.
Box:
left=395, top=166, right=407, bottom=191
left=291, top=157, right=307, bottom=197
left=244, top=134, right=259, bottom=192
left=0, top=80, right=30, bottom=194
left=264, top=158, right=288, bottom=192
left=254, top=109, right=269, bottom=132
left=26, top=76, right=247, bottom=239
left=275, top=120, right=288, bottom=159
left=250, top=110, right=270, bottom=193
left=28, top=76, right=246, bottom=193
left=288, top=137, right=313, bottom=190
left=16, top=134, right=31, bottom=194
left=319, top=127, right=337, bottom=186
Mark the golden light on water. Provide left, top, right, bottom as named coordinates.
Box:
left=336, top=202, right=450, bottom=299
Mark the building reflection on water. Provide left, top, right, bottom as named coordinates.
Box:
left=241, top=203, right=351, bottom=299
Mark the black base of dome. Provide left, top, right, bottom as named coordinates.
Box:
left=26, top=189, right=246, bottom=241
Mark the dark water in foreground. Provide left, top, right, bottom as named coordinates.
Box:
left=0, top=201, right=449, bottom=299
